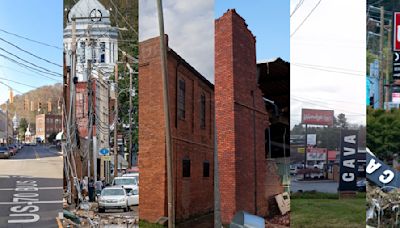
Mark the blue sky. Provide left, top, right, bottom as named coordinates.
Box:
left=0, top=0, right=63, bottom=103
left=215, top=0, right=290, bottom=62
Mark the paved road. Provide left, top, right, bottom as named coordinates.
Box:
left=0, top=145, right=63, bottom=228
left=291, top=177, right=339, bottom=193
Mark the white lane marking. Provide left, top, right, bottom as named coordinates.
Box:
left=0, top=187, right=63, bottom=191
left=0, top=201, right=62, bottom=205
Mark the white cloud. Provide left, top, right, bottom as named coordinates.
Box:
left=139, top=0, right=214, bottom=81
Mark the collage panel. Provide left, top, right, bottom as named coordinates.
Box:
left=62, top=0, right=138, bottom=226
left=290, top=0, right=366, bottom=227
left=366, top=0, right=400, bottom=227
left=138, top=0, right=289, bottom=227
left=0, top=0, right=63, bottom=227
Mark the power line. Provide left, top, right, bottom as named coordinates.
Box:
left=0, top=64, right=59, bottom=82
left=0, top=36, right=62, bottom=67
left=291, top=0, right=304, bottom=17
left=109, top=0, right=138, bottom=35
left=0, top=77, right=40, bottom=89
left=292, top=64, right=365, bottom=77
left=0, top=28, right=62, bottom=50
left=293, top=62, right=364, bottom=73
left=0, top=50, right=62, bottom=78
left=291, top=0, right=322, bottom=37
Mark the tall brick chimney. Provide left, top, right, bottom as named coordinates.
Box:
left=215, top=9, right=269, bottom=224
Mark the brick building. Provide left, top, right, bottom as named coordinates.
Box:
left=35, top=114, right=62, bottom=142
left=139, top=36, right=214, bottom=223
left=215, top=9, right=285, bottom=223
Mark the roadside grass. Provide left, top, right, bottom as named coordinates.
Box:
left=139, top=220, right=164, bottom=228
left=291, top=192, right=365, bottom=228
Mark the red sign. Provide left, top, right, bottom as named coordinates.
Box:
left=301, top=109, right=334, bottom=126
left=394, top=12, right=400, bottom=51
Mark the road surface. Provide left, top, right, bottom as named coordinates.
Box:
left=0, top=145, right=63, bottom=228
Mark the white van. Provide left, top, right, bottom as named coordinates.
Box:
left=123, top=172, right=139, bottom=185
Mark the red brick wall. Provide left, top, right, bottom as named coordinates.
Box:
left=215, top=9, right=270, bottom=224
left=139, top=36, right=214, bottom=223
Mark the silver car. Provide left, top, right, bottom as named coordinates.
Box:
left=0, top=146, right=10, bottom=159
left=98, top=187, right=131, bottom=213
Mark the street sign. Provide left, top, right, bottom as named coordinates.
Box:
left=394, top=12, right=400, bottom=51
left=102, top=155, right=112, bottom=161
left=338, top=130, right=358, bottom=192
left=297, top=148, right=305, bottom=153
left=99, top=148, right=109, bottom=156
left=393, top=52, right=400, bottom=80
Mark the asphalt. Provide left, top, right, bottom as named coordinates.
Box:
left=290, top=175, right=339, bottom=193
left=0, top=145, right=63, bottom=228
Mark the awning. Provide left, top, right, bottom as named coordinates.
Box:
left=56, top=131, right=63, bottom=140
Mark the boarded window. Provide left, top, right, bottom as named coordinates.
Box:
left=200, top=93, right=206, bottom=129
left=203, top=161, right=210, bottom=177
left=183, top=159, right=190, bottom=177
left=178, top=79, right=186, bottom=119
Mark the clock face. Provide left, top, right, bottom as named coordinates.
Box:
left=90, top=9, right=102, bottom=22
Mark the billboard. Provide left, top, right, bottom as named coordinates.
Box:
left=306, top=148, right=327, bottom=161
left=307, top=134, right=317, bottom=146
left=394, top=12, right=400, bottom=51
left=338, top=130, right=358, bottom=191
left=301, top=109, right=334, bottom=126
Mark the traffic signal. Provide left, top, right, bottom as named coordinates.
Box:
left=38, top=102, right=42, bottom=112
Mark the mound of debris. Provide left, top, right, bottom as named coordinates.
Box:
left=367, top=184, right=400, bottom=227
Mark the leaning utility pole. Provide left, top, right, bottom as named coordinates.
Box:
left=126, top=62, right=133, bottom=169
left=6, top=100, right=8, bottom=145
left=157, top=0, right=174, bottom=227
left=379, top=6, right=384, bottom=109
left=114, top=64, right=119, bottom=178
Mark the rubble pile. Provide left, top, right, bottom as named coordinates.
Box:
left=367, top=184, right=400, bottom=227
left=265, top=213, right=290, bottom=228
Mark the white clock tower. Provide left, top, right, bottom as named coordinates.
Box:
left=63, top=0, right=118, bottom=81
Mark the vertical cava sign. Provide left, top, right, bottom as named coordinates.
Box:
left=338, top=130, right=358, bottom=191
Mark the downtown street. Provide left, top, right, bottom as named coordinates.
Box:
left=0, top=144, right=62, bottom=227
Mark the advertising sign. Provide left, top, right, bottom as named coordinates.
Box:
left=338, top=130, right=358, bottom=191
left=394, top=12, right=400, bottom=51
left=306, top=148, right=327, bottom=161
left=393, top=92, right=400, bottom=103
left=99, top=148, right=110, bottom=156
left=301, top=109, right=334, bottom=126
left=366, top=152, right=398, bottom=188
left=307, top=134, right=317, bottom=146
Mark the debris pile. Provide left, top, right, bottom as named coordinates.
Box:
left=367, top=184, right=400, bottom=227
left=266, top=212, right=290, bottom=228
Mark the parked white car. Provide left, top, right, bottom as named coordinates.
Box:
left=124, top=186, right=139, bottom=206
left=112, top=176, right=138, bottom=189
left=98, top=187, right=133, bottom=212
left=122, top=172, right=139, bottom=184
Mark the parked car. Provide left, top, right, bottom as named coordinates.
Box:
left=112, top=176, right=138, bottom=190
left=0, top=146, right=10, bottom=159
left=7, top=145, right=17, bottom=156
left=122, top=172, right=139, bottom=184
left=357, top=179, right=366, bottom=192
left=97, top=187, right=131, bottom=213
left=124, top=186, right=139, bottom=206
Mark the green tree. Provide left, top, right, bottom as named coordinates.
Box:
left=18, top=118, right=28, bottom=141
left=367, top=108, right=400, bottom=162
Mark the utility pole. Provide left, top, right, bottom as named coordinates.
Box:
left=379, top=6, right=385, bottom=109
left=157, top=0, right=174, bottom=227
left=386, top=19, right=392, bottom=112
left=6, top=100, right=8, bottom=145
left=114, top=64, right=119, bottom=178
left=126, top=62, right=133, bottom=169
